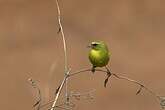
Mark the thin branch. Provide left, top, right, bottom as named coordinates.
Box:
left=68, top=68, right=92, bottom=77
left=111, top=72, right=158, bottom=97
left=50, top=69, right=71, bottom=110
left=55, top=0, right=69, bottom=104
left=68, top=68, right=160, bottom=99
left=41, top=101, right=71, bottom=110
left=70, top=89, right=96, bottom=101
left=55, top=0, right=67, bottom=72
left=40, top=98, right=67, bottom=109
left=28, top=78, right=42, bottom=110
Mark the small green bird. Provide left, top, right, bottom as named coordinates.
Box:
left=88, top=41, right=111, bottom=87
left=88, top=41, right=110, bottom=69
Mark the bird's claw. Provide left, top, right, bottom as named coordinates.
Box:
left=91, top=66, right=96, bottom=73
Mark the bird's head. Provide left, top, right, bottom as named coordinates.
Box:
left=88, top=41, right=108, bottom=50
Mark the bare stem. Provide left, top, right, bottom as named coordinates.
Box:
left=68, top=68, right=160, bottom=99
left=50, top=70, right=71, bottom=110
left=111, top=73, right=158, bottom=97
left=55, top=0, right=69, bottom=105
left=55, top=0, right=67, bottom=71
left=28, top=78, right=42, bottom=110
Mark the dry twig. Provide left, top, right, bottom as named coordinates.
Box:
left=67, top=67, right=162, bottom=105
left=50, top=69, right=71, bottom=110
left=28, top=78, right=42, bottom=110
left=54, top=0, right=70, bottom=109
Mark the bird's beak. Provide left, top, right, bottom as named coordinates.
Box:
left=87, top=45, right=91, bottom=48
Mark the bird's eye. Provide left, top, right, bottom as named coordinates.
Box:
left=92, top=43, right=98, bottom=46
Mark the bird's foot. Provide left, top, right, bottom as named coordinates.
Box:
left=91, top=66, right=96, bottom=73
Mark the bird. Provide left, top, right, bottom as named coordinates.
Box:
left=88, top=41, right=111, bottom=87
left=88, top=41, right=110, bottom=69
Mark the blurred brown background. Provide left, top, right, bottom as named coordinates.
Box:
left=1, top=0, right=165, bottom=110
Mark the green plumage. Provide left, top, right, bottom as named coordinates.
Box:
left=88, top=41, right=110, bottom=67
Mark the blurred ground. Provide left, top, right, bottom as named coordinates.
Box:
left=0, top=0, right=165, bottom=110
